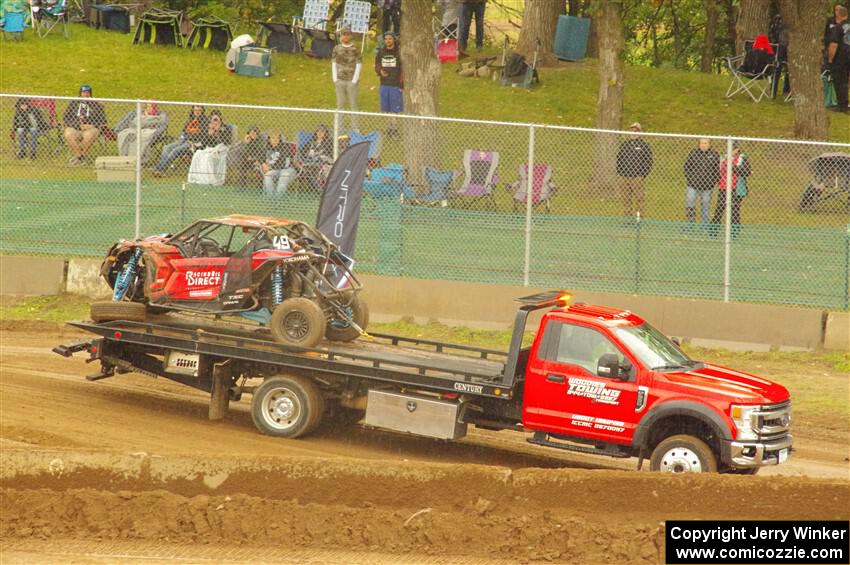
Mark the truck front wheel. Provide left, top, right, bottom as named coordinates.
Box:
left=650, top=434, right=717, bottom=473
left=250, top=375, right=325, bottom=438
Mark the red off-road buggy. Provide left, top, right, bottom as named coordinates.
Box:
left=93, top=215, right=367, bottom=348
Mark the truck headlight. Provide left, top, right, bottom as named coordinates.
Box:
left=730, top=404, right=759, bottom=441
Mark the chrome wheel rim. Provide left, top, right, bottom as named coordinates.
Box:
left=659, top=447, right=703, bottom=473
left=261, top=388, right=301, bottom=431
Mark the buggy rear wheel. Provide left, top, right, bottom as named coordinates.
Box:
left=270, top=297, right=326, bottom=348
left=325, top=295, right=369, bottom=342
left=90, top=301, right=147, bottom=323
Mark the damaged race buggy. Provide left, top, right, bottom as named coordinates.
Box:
left=95, top=215, right=367, bottom=349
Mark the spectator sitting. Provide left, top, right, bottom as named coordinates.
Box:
left=153, top=105, right=207, bottom=174
left=12, top=97, right=48, bottom=160
left=739, top=35, right=774, bottom=75
left=187, top=111, right=232, bottom=186
left=63, top=85, right=107, bottom=166
left=262, top=130, right=297, bottom=199
left=114, top=103, right=168, bottom=164
left=297, top=124, right=334, bottom=192
left=227, top=125, right=266, bottom=188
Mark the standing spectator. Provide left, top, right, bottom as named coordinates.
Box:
left=228, top=125, right=266, bottom=188
left=262, top=130, right=297, bottom=199
left=683, top=138, right=720, bottom=226
left=459, top=0, right=486, bottom=54
left=12, top=97, right=48, bottom=160
left=114, top=103, right=168, bottom=164
left=824, top=5, right=849, bottom=113
left=711, top=142, right=751, bottom=238
left=615, top=122, right=653, bottom=219
left=375, top=31, right=403, bottom=134
left=378, top=0, right=401, bottom=35
left=153, top=105, right=207, bottom=174
left=332, top=26, right=362, bottom=132
left=768, top=14, right=791, bottom=97
left=63, top=85, right=107, bottom=166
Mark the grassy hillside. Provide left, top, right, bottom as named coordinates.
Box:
left=1, top=24, right=848, bottom=141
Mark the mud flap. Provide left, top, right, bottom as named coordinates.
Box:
left=209, top=360, right=232, bottom=421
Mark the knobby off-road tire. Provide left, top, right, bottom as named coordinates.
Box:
left=270, top=297, right=326, bottom=348
left=250, top=375, right=325, bottom=438
left=650, top=434, right=718, bottom=473
left=325, top=295, right=370, bottom=342
left=90, top=301, right=147, bottom=323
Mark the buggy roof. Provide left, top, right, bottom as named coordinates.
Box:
left=205, top=215, right=300, bottom=228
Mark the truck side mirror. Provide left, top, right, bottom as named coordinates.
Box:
left=597, top=354, right=620, bottom=379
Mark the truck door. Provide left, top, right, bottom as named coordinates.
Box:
left=523, top=320, right=638, bottom=444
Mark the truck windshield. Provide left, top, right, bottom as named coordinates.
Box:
left=614, top=323, right=695, bottom=371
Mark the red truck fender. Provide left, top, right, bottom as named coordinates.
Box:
left=631, top=400, right=732, bottom=454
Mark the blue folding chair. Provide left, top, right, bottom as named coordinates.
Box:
left=363, top=164, right=414, bottom=199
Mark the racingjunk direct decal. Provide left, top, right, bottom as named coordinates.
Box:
left=186, top=270, right=222, bottom=287
left=567, top=377, right=621, bottom=405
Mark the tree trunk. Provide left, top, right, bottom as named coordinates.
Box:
left=735, top=0, right=770, bottom=55
left=400, top=0, right=441, bottom=193
left=592, top=0, right=625, bottom=195
left=724, top=0, right=737, bottom=57
left=701, top=0, right=719, bottom=72
left=778, top=0, right=829, bottom=140
left=515, top=0, right=563, bottom=66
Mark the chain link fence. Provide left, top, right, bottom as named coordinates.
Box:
left=1, top=93, right=848, bottom=309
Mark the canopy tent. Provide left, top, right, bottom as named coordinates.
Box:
left=187, top=15, right=231, bottom=50
left=133, top=8, right=183, bottom=47
left=88, top=4, right=131, bottom=33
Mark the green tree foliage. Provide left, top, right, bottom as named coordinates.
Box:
left=160, top=0, right=304, bottom=32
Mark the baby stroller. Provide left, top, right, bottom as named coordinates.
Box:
left=798, top=153, right=850, bottom=213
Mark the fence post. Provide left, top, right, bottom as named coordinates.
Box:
left=634, top=212, right=642, bottom=293
left=134, top=101, right=142, bottom=239
left=333, top=111, right=340, bottom=160
left=723, top=137, right=734, bottom=302
left=523, top=125, right=535, bottom=287
left=845, top=223, right=849, bottom=311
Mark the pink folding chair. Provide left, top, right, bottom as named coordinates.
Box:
left=508, top=163, right=557, bottom=212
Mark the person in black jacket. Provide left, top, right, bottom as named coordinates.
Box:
left=12, top=97, right=48, bottom=159
left=683, top=138, right=721, bottom=225
left=616, top=122, right=653, bottom=219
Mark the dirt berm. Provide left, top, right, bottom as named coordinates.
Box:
left=2, top=449, right=848, bottom=564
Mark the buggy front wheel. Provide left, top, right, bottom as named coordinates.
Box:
left=270, top=297, right=326, bottom=348
left=325, top=295, right=369, bottom=342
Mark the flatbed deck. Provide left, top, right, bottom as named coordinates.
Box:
left=67, top=316, right=516, bottom=399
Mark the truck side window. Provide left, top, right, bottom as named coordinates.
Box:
left=555, top=323, right=625, bottom=376
left=536, top=320, right=561, bottom=362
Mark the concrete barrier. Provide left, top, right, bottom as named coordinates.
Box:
left=0, top=255, right=65, bottom=296
left=0, top=255, right=846, bottom=351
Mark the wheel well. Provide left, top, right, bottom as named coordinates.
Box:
left=646, top=415, right=720, bottom=458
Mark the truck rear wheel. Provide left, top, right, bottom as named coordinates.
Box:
left=325, top=295, right=369, bottom=342
left=90, top=301, right=147, bottom=323
left=650, top=434, right=717, bottom=473
left=250, top=375, right=325, bottom=438
left=270, top=297, right=326, bottom=348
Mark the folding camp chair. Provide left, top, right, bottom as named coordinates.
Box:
left=336, top=0, right=370, bottom=54
left=724, top=38, right=778, bottom=102
left=456, top=149, right=499, bottom=209
left=508, top=163, right=557, bottom=212
left=433, top=16, right=458, bottom=63
left=349, top=130, right=381, bottom=168
left=1, top=0, right=27, bottom=40
left=28, top=97, right=63, bottom=155
left=293, top=0, right=334, bottom=58
left=363, top=163, right=415, bottom=200
left=257, top=21, right=301, bottom=53
left=798, top=153, right=850, bottom=213
left=413, top=167, right=459, bottom=206
left=33, top=0, right=68, bottom=38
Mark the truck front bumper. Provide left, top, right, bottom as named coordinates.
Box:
left=721, top=434, right=793, bottom=468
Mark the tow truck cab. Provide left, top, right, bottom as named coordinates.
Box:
left=519, top=300, right=793, bottom=472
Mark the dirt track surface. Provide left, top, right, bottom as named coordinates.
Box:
left=1, top=324, right=849, bottom=564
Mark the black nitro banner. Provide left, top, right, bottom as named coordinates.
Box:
left=666, top=521, right=849, bottom=564
left=316, top=141, right=370, bottom=258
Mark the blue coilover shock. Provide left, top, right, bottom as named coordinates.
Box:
left=112, top=247, right=142, bottom=301
left=271, top=264, right=285, bottom=306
